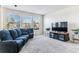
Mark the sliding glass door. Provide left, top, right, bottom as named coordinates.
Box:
left=33, top=15, right=43, bottom=35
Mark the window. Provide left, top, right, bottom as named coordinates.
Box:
left=21, top=16, right=32, bottom=29
left=7, top=14, right=20, bottom=29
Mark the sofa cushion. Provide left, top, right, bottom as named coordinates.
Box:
left=0, top=30, right=13, bottom=41
left=20, top=29, right=29, bottom=35
left=15, top=29, right=22, bottom=36
left=21, top=35, right=29, bottom=38
left=16, top=35, right=29, bottom=44
left=9, top=30, right=18, bottom=40
left=28, top=28, right=33, bottom=33
left=21, top=35, right=29, bottom=40
left=22, top=32, right=28, bottom=35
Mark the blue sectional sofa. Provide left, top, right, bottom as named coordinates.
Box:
left=0, top=28, right=34, bottom=53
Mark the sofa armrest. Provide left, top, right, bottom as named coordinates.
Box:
left=0, top=40, right=18, bottom=53
left=29, top=33, right=34, bottom=39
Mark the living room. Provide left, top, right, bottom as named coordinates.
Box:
left=0, top=5, right=79, bottom=53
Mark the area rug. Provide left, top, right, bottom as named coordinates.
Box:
left=20, top=35, right=79, bottom=53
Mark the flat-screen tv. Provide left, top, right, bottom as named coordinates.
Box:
left=52, top=27, right=67, bottom=32
left=52, top=22, right=68, bottom=32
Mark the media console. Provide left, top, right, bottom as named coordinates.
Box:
left=49, top=31, right=69, bottom=41
left=49, top=21, right=70, bottom=41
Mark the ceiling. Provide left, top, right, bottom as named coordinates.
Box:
left=2, top=5, right=70, bottom=15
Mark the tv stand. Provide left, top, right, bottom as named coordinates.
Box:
left=49, top=31, right=69, bottom=41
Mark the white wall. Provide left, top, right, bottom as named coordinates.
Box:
left=44, top=6, right=79, bottom=40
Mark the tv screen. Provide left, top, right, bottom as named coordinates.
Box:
left=52, top=27, right=56, bottom=31
left=57, top=27, right=67, bottom=32
left=52, top=22, right=68, bottom=32
left=52, top=27, right=67, bottom=32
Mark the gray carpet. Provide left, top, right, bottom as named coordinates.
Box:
left=20, top=35, right=79, bottom=53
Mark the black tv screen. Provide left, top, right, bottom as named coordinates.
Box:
left=52, top=27, right=56, bottom=31
left=58, top=27, right=67, bottom=32
left=52, top=22, right=68, bottom=32
left=52, top=27, right=67, bottom=32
